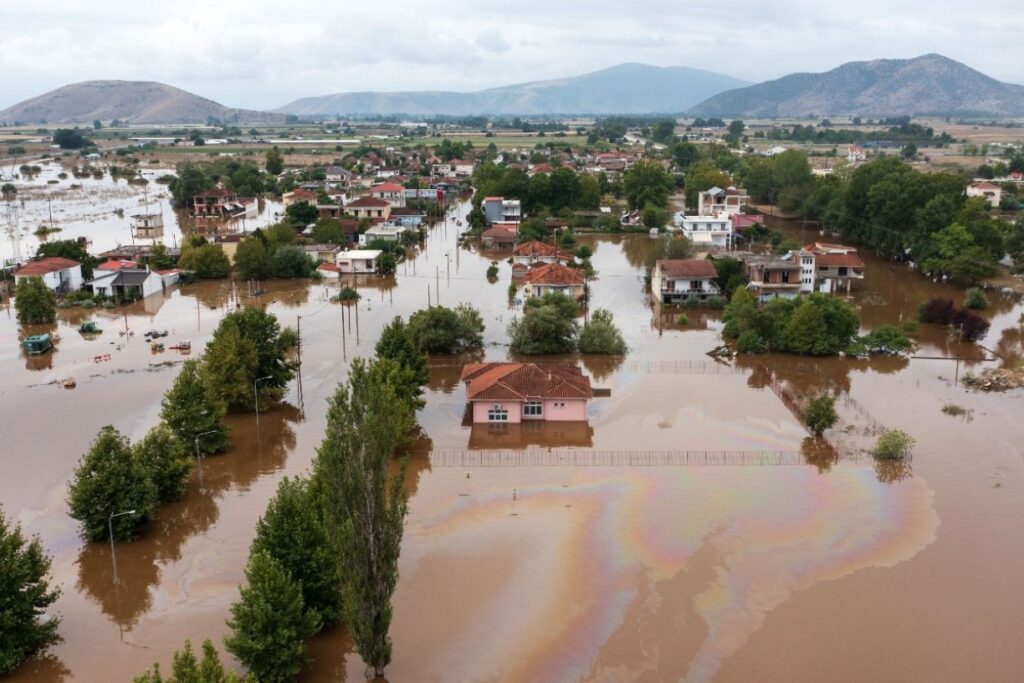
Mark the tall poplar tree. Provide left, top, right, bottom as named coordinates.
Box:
left=314, top=358, right=413, bottom=677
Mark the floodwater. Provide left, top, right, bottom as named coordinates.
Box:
left=2, top=198, right=1024, bottom=682
left=1, top=159, right=284, bottom=263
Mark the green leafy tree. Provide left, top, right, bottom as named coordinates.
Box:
left=265, top=146, right=284, bottom=175
left=14, top=276, right=57, bottom=324
left=314, top=359, right=413, bottom=678
left=711, top=256, right=748, bottom=298
left=671, top=141, right=700, bottom=170
left=804, top=394, right=838, bottom=435
left=169, top=163, right=214, bottom=208
left=684, top=160, right=732, bottom=209
left=375, top=317, right=429, bottom=409
left=133, top=425, right=192, bottom=503
left=160, top=359, right=228, bottom=455
left=271, top=246, right=315, bottom=278
left=641, top=204, right=668, bottom=229
left=920, top=223, right=998, bottom=285
left=509, top=293, right=578, bottom=355
left=67, top=426, right=158, bottom=541
left=224, top=551, right=318, bottom=683
left=623, top=160, right=674, bottom=210
left=135, top=639, right=245, bottom=683
left=285, top=201, right=317, bottom=226
left=251, top=477, right=343, bottom=627
left=860, top=325, right=913, bottom=354
left=201, top=307, right=295, bottom=412
left=36, top=239, right=97, bottom=278
left=263, top=222, right=299, bottom=249
left=234, top=236, right=274, bottom=280
left=578, top=309, right=627, bottom=354
left=179, top=241, right=231, bottom=279
left=53, top=128, right=90, bottom=149
left=650, top=119, right=677, bottom=144
left=406, top=304, right=485, bottom=354
left=0, top=508, right=62, bottom=675
left=311, top=218, right=348, bottom=244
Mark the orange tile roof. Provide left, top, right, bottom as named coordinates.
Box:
left=521, top=262, right=585, bottom=286
left=96, top=259, right=137, bottom=271
left=370, top=182, right=405, bottom=193
left=815, top=253, right=865, bottom=268
left=513, top=240, right=561, bottom=258
left=347, top=197, right=390, bottom=208
left=656, top=259, right=717, bottom=279
left=15, top=257, right=81, bottom=276
left=460, top=363, right=593, bottom=401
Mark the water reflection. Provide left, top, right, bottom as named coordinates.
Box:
left=11, top=654, right=70, bottom=682
left=579, top=354, right=625, bottom=383
left=467, top=421, right=595, bottom=450
left=801, top=436, right=840, bottom=473
left=875, top=457, right=914, bottom=485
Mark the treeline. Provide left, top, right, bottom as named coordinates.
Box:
left=169, top=159, right=271, bottom=207
left=756, top=122, right=954, bottom=145
left=508, top=292, right=627, bottom=355
left=801, top=157, right=1023, bottom=282
left=135, top=305, right=484, bottom=681
left=472, top=162, right=604, bottom=214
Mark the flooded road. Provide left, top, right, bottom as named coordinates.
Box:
left=2, top=201, right=1024, bottom=682
left=1, top=159, right=283, bottom=262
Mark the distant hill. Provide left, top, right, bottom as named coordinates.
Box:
left=275, top=63, right=751, bottom=116
left=689, top=54, right=1024, bottom=118
left=0, top=80, right=286, bottom=124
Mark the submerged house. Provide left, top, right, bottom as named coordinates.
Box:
left=650, top=259, right=720, bottom=304
left=520, top=262, right=586, bottom=301
left=14, top=257, right=84, bottom=294
left=88, top=268, right=164, bottom=300
left=460, top=363, right=593, bottom=424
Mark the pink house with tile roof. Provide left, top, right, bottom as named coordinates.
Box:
left=460, top=363, right=593, bottom=423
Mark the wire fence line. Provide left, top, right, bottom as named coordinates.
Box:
left=428, top=449, right=869, bottom=468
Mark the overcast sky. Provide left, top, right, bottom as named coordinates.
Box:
left=3, top=0, right=1023, bottom=111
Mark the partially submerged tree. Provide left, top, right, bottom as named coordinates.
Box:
left=135, top=638, right=247, bottom=682
left=14, top=276, right=57, bottom=324
left=133, top=425, right=192, bottom=504
left=804, top=394, right=838, bottom=436
left=160, top=359, right=228, bottom=455
left=224, top=551, right=318, bottom=683
left=67, top=426, right=158, bottom=541
left=250, top=476, right=343, bottom=627
left=314, top=359, right=413, bottom=677
left=578, top=309, right=628, bottom=355
left=375, top=317, right=430, bottom=409
left=406, top=304, right=485, bottom=354
left=0, top=507, right=62, bottom=676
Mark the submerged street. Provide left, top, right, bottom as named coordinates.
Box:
left=2, top=186, right=1023, bottom=681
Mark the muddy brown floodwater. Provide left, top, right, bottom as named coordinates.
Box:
left=2, top=201, right=1024, bottom=682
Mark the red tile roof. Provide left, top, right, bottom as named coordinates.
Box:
left=460, top=363, right=593, bottom=401
left=815, top=253, right=865, bottom=268
left=370, top=182, right=405, bottom=193
left=15, top=257, right=81, bottom=276
left=731, top=214, right=764, bottom=230
left=971, top=181, right=1000, bottom=190
left=513, top=240, right=561, bottom=258
left=655, top=259, right=717, bottom=279
left=317, top=263, right=341, bottom=273
left=96, top=259, right=137, bottom=271
left=347, top=197, right=390, bottom=208
left=521, top=262, right=585, bottom=286
left=481, top=225, right=518, bottom=243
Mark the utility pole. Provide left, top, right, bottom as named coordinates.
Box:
left=436, top=265, right=440, bottom=306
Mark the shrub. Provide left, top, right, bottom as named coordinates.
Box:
left=860, top=325, right=913, bottom=354
left=736, top=329, right=765, bottom=353
left=486, top=262, right=499, bottom=279
left=873, top=430, right=915, bottom=460
left=683, top=296, right=700, bottom=309
left=918, top=298, right=956, bottom=325
left=508, top=295, right=578, bottom=355
left=134, top=639, right=240, bottom=683
left=676, top=314, right=689, bottom=326
left=951, top=308, right=990, bottom=342
left=578, top=309, right=627, bottom=354
left=706, top=295, right=727, bottom=310
left=964, top=287, right=989, bottom=310
left=804, top=394, right=838, bottom=435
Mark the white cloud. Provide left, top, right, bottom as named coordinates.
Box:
left=1, top=0, right=1022, bottom=110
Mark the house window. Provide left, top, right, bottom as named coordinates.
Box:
left=689, top=280, right=701, bottom=290
left=524, top=401, right=543, bottom=417
left=487, top=405, right=508, bottom=422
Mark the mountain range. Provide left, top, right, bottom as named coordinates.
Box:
left=274, top=63, right=750, bottom=116
left=689, top=54, right=1024, bottom=118
left=0, top=80, right=285, bottom=124
left=2, top=55, right=1023, bottom=124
